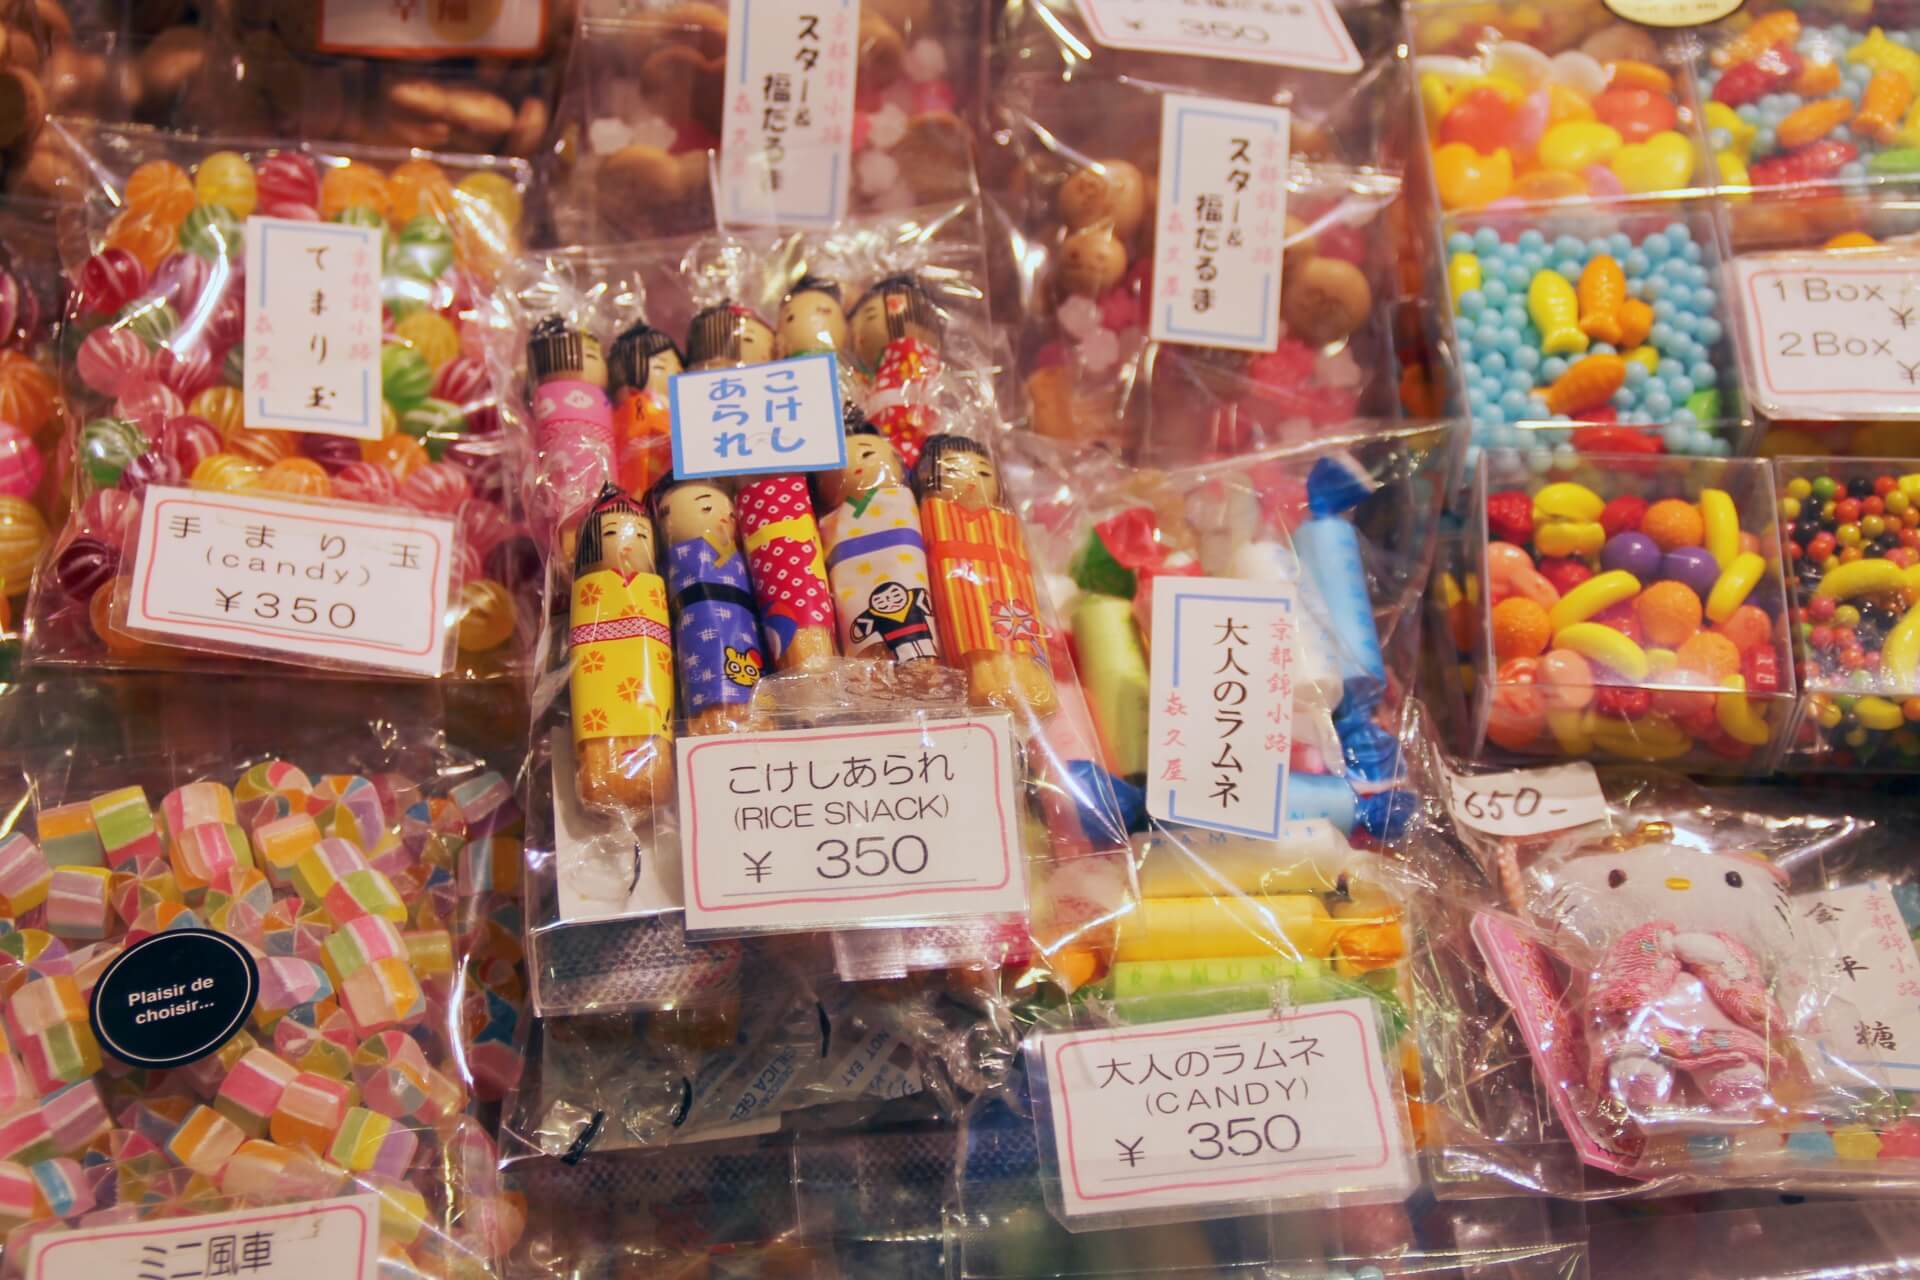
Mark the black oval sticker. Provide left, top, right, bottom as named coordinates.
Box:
left=88, top=929, right=259, bottom=1069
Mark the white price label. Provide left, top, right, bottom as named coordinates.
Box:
left=1441, top=762, right=1608, bottom=839
left=25, top=1194, right=381, bottom=1279
left=550, top=730, right=684, bottom=923
left=243, top=218, right=384, bottom=440
left=1072, top=0, right=1362, bottom=71
left=677, top=715, right=1027, bottom=934
left=1801, top=882, right=1920, bottom=1091
left=669, top=354, right=848, bottom=480
left=719, top=0, right=859, bottom=227
left=1149, top=96, right=1291, bottom=353
left=1036, top=1000, right=1413, bottom=1219
left=1148, top=576, right=1297, bottom=838
left=123, top=487, right=456, bottom=677
left=1733, top=252, right=1920, bottom=419
left=317, top=0, right=546, bottom=57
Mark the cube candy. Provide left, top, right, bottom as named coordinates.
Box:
left=88, top=787, right=160, bottom=869
left=291, top=837, right=368, bottom=906
left=0, top=1049, right=27, bottom=1117
left=29, top=1156, right=90, bottom=1217
left=368, top=1174, right=431, bottom=1245
left=254, top=957, right=332, bottom=1026
left=167, top=1104, right=247, bottom=1176
left=354, top=1031, right=431, bottom=1118
left=170, top=822, right=252, bottom=894
left=42, top=1080, right=111, bottom=1153
left=36, top=803, right=102, bottom=868
left=450, top=772, right=512, bottom=833
left=316, top=775, right=385, bottom=844
left=158, top=782, right=236, bottom=847
left=331, top=1106, right=418, bottom=1175
left=0, top=1109, right=53, bottom=1165
left=253, top=813, right=322, bottom=887
left=215, top=1048, right=300, bottom=1137
left=269, top=1071, right=354, bottom=1154
left=45, top=867, right=112, bottom=940
left=340, top=957, right=425, bottom=1035
left=0, top=1159, right=35, bottom=1221
left=19, top=1020, right=102, bottom=1091
left=0, top=835, right=50, bottom=914
left=7, top=975, right=83, bottom=1040
left=323, top=915, right=406, bottom=987
left=124, top=902, right=200, bottom=943
left=402, top=929, right=454, bottom=979
left=324, top=869, right=407, bottom=926
left=220, top=1138, right=302, bottom=1197
left=234, top=760, right=312, bottom=803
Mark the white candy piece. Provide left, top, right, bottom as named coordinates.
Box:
left=1057, top=295, right=1103, bottom=340
left=1548, top=50, right=1608, bottom=100
left=856, top=150, right=902, bottom=195
left=1413, top=54, right=1479, bottom=81
left=868, top=103, right=910, bottom=150
left=587, top=117, right=635, bottom=156
left=904, top=37, right=948, bottom=83
left=1488, top=40, right=1553, bottom=90
left=1078, top=327, right=1120, bottom=373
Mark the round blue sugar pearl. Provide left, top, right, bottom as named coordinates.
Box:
left=1644, top=390, right=1673, bottom=417
left=1448, top=231, right=1473, bottom=254
left=1591, top=342, right=1617, bottom=357
left=1541, top=356, right=1568, bottom=380
left=1504, top=264, right=1530, bottom=289
left=1624, top=248, right=1650, bottom=276
left=1518, top=228, right=1545, bottom=250
left=1500, top=389, right=1529, bottom=416
left=1554, top=234, right=1583, bottom=259
left=1644, top=235, right=1672, bottom=262
left=1612, top=387, right=1635, bottom=409
left=1509, top=369, right=1535, bottom=393
left=1650, top=320, right=1676, bottom=347
left=1755, top=126, right=1776, bottom=153
left=1607, top=232, right=1631, bottom=257
left=1736, top=103, right=1758, bottom=123
left=1653, top=298, right=1676, bottom=320
left=1474, top=227, right=1499, bottom=252
left=1624, top=361, right=1648, bottom=386
left=1482, top=279, right=1509, bottom=304
left=1459, top=290, right=1484, bottom=316
left=1664, top=423, right=1691, bottom=450
left=1512, top=345, right=1539, bottom=370
left=1689, top=359, right=1716, bottom=385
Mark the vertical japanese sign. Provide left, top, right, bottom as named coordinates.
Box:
left=123, top=486, right=457, bottom=677
left=719, top=0, right=858, bottom=227
left=1801, top=882, right=1920, bottom=1091
left=668, top=353, right=849, bottom=479
left=316, top=0, right=548, bottom=57
left=26, top=1194, right=382, bottom=1278
left=243, top=216, right=384, bottom=440
left=1149, top=96, right=1291, bottom=353
left=1148, top=576, right=1296, bottom=838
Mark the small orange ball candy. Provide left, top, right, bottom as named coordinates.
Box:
left=1641, top=498, right=1706, bottom=551
left=1676, top=630, right=1741, bottom=681
left=1492, top=597, right=1553, bottom=661
left=1636, top=580, right=1703, bottom=647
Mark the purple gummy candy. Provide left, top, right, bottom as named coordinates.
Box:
left=1660, top=545, right=1721, bottom=599
left=117, top=448, right=183, bottom=498
left=300, top=432, right=364, bottom=473
left=1600, top=531, right=1662, bottom=582
left=53, top=536, right=119, bottom=601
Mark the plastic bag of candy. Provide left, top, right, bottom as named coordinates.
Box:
left=544, top=0, right=984, bottom=244
left=0, top=203, right=72, bottom=661
left=0, top=671, right=529, bottom=1273
left=20, top=120, right=537, bottom=679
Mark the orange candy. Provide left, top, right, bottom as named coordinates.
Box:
left=256, top=457, right=332, bottom=497
left=1607, top=60, right=1674, bottom=96
left=1714, top=603, right=1772, bottom=653
left=0, top=349, right=58, bottom=438
left=124, top=160, right=196, bottom=226
left=389, top=159, right=454, bottom=226
left=363, top=433, right=429, bottom=479
left=1540, top=648, right=1594, bottom=711
left=320, top=162, right=392, bottom=221
left=225, top=427, right=295, bottom=467
left=1511, top=170, right=1587, bottom=201
left=103, top=208, right=177, bottom=273
left=189, top=386, right=245, bottom=436
left=1640, top=498, right=1705, bottom=551
left=1487, top=658, right=1546, bottom=751
left=91, top=578, right=156, bottom=659
left=1635, top=580, right=1703, bottom=646
left=1676, top=630, right=1741, bottom=681
left=1543, top=354, right=1626, bottom=416
left=1491, top=597, right=1553, bottom=661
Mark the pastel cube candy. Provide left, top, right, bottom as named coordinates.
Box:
left=41, top=1081, right=110, bottom=1153
left=321, top=916, right=405, bottom=987
left=0, top=1048, right=28, bottom=1117
left=120, top=1095, right=195, bottom=1148
left=368, top=1174, right=430, bottom=1245
left=176, top=1026, right=257, bottom=1097
left=339, top=957, right=424, bottom=1035
left=459, top=835, right=522, bottom=896
left=401, top=929, right=453, bottom=979
left=450, top=771, right=513, bottom=834
left=0, top=1110, right=52, bottom=1165
left=167, top=1104, right=246, bottom=1176
left=88, top=787, right=160, bottom=868
left=20, top=1021, right=102, bottom=1091
left=7, top=976, right=83, bottom=1040
left=0, top=835, right=49, bottom=914
left=29, top=1157, right=91, bottom=1217
left=37, top=803, right=102, bottom=868
left=253, top=957, right=331, bottom=1027
left=291, top=838, right=367, bottom=906
left=45, top=867, right=112, bottom=940
left=124, top=902, right=200, bottom=943
left=237, top=791, right=297, bottom=830
left=273, top=1009, right=354, bottom=1080
left=215, top=1048, right=299, bottom=1136
left=170, top=823, right=251, bottom=895
left=269, top=1071, right=354, bottom=1154
left=253, top=813, right=322, bottom=887
left=329, top=1106, right=415, bottom=1175
left=0, top=1160, right=35, bottom=1221
left=353, top=1031, right=431, bottom=1118
left=323, top=869, right=406, bottom=925
left=109, top=867, right=181, bottom=926
left=159, top=782, right=236, bottom=846
left=316, top=775, right=385, bottom=844
left=234, top=760, right=312, bottom=803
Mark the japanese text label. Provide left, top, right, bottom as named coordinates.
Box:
left=550, top=729, right=685, bottom=923
left=26, top=1194, right=381, bottom=1279
left=1441, top=762, right=1609, bottom=839
left=243, top=217, right=385, bottom=440
left=1148, top=576, right=1297, bottom=838
left=1149, top=96, right=1291, bottom=353
left=719, top=0, right=858, bottom=227
left=669, top=353, right=849, bottom=479
left=1801, top=882, right=1920, bottom=1091
left=1733, top=252, right=1920, bottom=420
left=1036, top=1000, right=1413, bottom=1219
left=123, top=486, right=457, bottom=677
left=676, top=714, right=1027, bottom=935
left=1072, top=0, right=1362, bottom=72
left=316, top=0, right=547, bottom=57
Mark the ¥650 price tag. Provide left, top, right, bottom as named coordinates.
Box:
left=677, top=715, right=1026, bottom=935
left=123, top=487, right=457, bottom=677
left=1733, top=252, right=1920, bottom=419
left=1071, top=0, right=1361, bottom=72
left=1442, top=762, right=1607, bottom=839
left=1034, top=1000, right=1412, bottom=1220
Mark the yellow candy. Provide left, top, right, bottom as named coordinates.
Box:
left=1645, top=647, right=1678, bottom=675
left=1448, top=252, right=1482, bottom=300
left=1715, top=152, right=1751, bottom=187
left=1544, top=82, right=1595, bottom=126
left=1548, top=570, right=1641, bottom=633
left=1699, top=488, right=1739, bottom=570
left=1833, top=1126, right=1883, bottom=1161
left=194, top=151, right=258, bottom=220
left=190, top=452, right=262, bottom=492
left=1589, top=712, right=1691, bottom=761
left=1624, top=345, right=1661, bottom=375
left=1848, top=27, right=1920, bottom=95
left=1537, top=120, right=1622, bottom=172
left=1534, top=520, right=1605, bottom=558
left=1421, top=73, right=1464, bottom=125
left=1705, top=551, right=1766, bottom=623
left=1610, top=131, right=1695, bottom=195
left=1553, top=622, right=1650, bottom=680
left=1528, top=269, right=1587, bottom=356
left=1883, top=601, right=1920, bottom=684
left=1815, top=558, right=1907, bottom=599
left=1434, top=143, right=1513, bottom=210
left=1855, top=696, right=1906, bottom=732
left=393, top=311, right=460, bottom=372
left=1703, top=102, right=1755, bottom=158
left=1715, top=675, right=1772, bottom=746
left=456, top=171, right=524, bottom=232
left=1546, top=708, right=1592, bottom=755
left=1532, top=482, right=1605, bottom=523
left=0, top=494, right=47, bottom=594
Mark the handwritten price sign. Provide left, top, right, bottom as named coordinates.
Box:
left=1441, top=762, right=1607, bottom=839
left=1733, top=252, right=1920, bottom=420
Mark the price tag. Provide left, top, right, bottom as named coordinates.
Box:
left=122, top=487, right=457, bottom=677
left=1732, top=252, right=1920, bottom=419
left=1148, top=576, right=1296, bottom=838
left=1799, top=882, right=1920, bottom=1091
left=1072, top=0, right=1362, bottom=71
left=316, top=0, right=547, bottom=57
left=669, top=354, right=848, bottom=480
left=1035, top=1000, right=1413, bottom=1219
left=718, top=0, right=859, bottom=227
left=1148, top=96, right=1290, bottom=353
left=25, top=1194, right=382, bottom=1279
left=1602, top=0, right=1745, bottom=28
left=677, top=715, right=1027, bottom=935
left=550, top=731, right=684, bottom=923
left=1441, top=762, right=1607, bottom=838
left=243, top=218, right=384, bottom=440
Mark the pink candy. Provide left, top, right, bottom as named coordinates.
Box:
left=395, top=460, right=471, bottom=515
left=74, top=327, right=154, bottom=398
left=0, top=423, right=43, bottom=499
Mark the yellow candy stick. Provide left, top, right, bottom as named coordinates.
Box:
left=1448, top=252, right=1482, bottom=301
left=1816, top=558, right=1907, bottom=599
left=1531, top=482, right=1605, bottom=523
left=1590, top=712, right=1692, bottom=761
left=1534, top=520, right=1606, bottom=559
left=1114, top=895, right=1337, bottom=963
left=1527, top=269, right=1589, bottom=356
left=1855, top=695, right=1906, bottom=732
left=1546, top=708, right=1593, bottom=755
left=1882, top=601, right=1920, bottom=685
left=1715, top=675, right=1772, bottom=746
left=1705, top=551, right=1766, bottom=623
left=1552, top=622, right=1650, bottom=679
left=1699, top=488, right=1740, bottom=570
left=1547, top=569, right=1641, bottom=632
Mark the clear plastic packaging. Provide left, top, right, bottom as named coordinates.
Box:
left=0, top=202, right=70, bottom=667
left=1464, top=450, right=1794, bottom=772
left=20, top=121, right=536, bottom=679
left=0, top=671, right=529, bottom=1272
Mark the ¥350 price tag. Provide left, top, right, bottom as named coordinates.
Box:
left=676, top=715, right=1026, bottom=935
left=1033, top=1000, right=1413, bottom=1221
left=1442, top=762, right=1607, bottom=839
left=1071, top=0, right=1361, bottom=71
left=1733, top=252, right=1920, bottom=419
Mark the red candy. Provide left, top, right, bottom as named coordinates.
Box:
left=1592, top=87, right=1677, bottom=143
left=1743, top=646, right=1781, bottom=696
left=1591, top=599, right=1643, bottom=643
left=1439, top=87, right=1517, bottom=154
left=1750, top=139, right=1857, bottom=186
left=78, top=249, right=147, bottom=318
left=1593, top=685, right=1653, bottom=718
left=1571, top=424, right=1664, bottom=454
left=1486, top=490, right=1533, bottom=545
left=1600, top=495, right=1649, bottom=538
left=1712, top=44, right=1802, bottom=106
left=255, top=150, right=321, bottom=210
left=1536, top=556, right=1593, bottom=595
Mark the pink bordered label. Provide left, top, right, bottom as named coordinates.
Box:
left=1071, top=0, right=1362, bottom=72
left=1732, top=252, right=1920, bottom=420
left=316, top=0, right=548, bottom=58
left=1034, top=1000, right=1414, bottom=1221
left=26, top=1194, right=381, bottom=1278
left=676, top=715, right=1027, bottom=936
left=121, top=487, right=457, bottom=678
